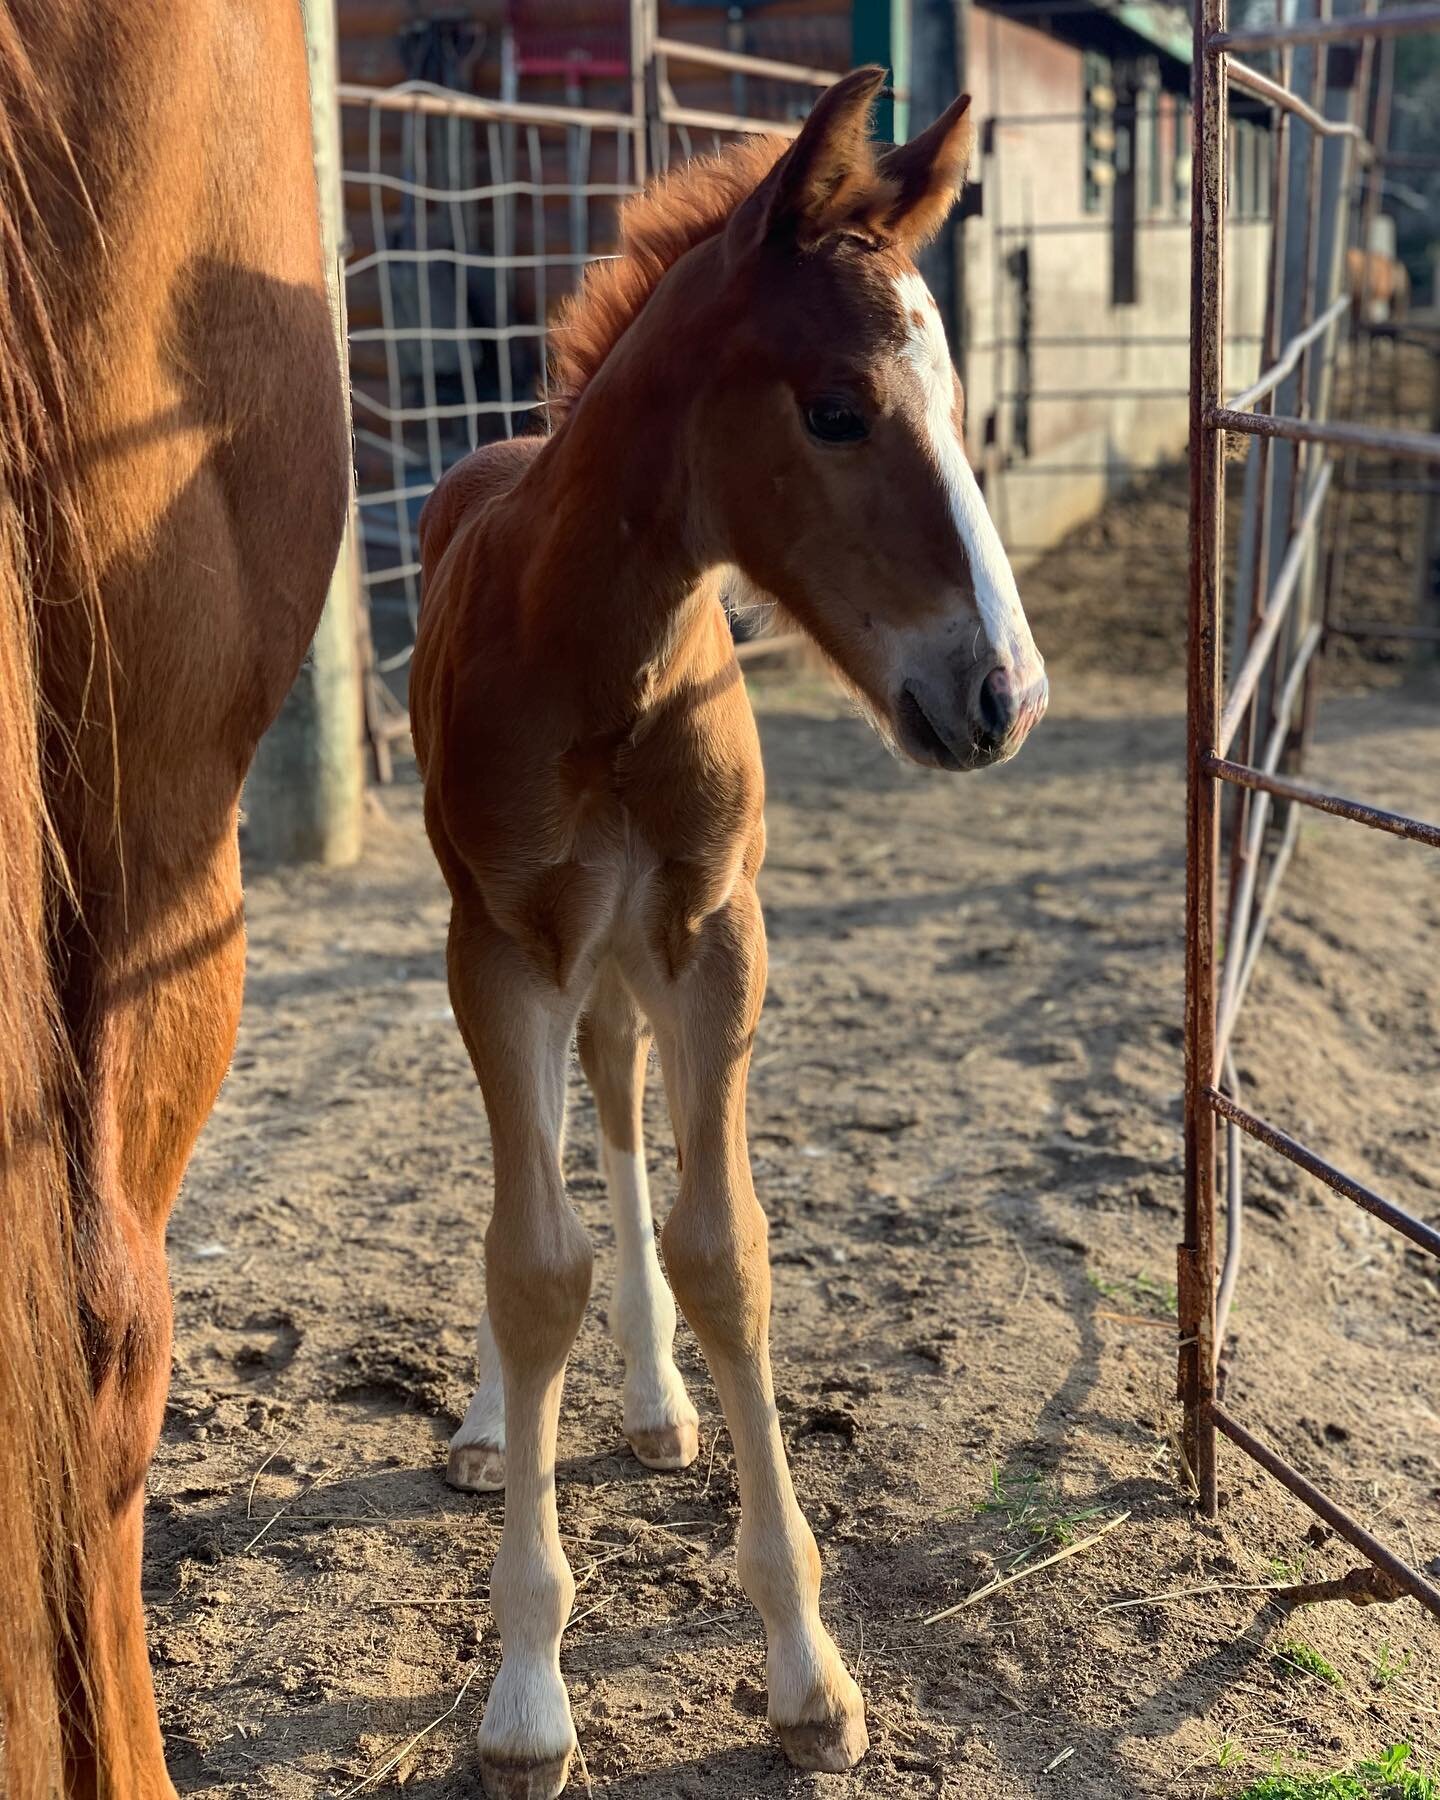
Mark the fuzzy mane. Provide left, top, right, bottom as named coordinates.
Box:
left=548, top=134, right=789, bottom=422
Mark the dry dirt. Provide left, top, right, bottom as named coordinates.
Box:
left=151, top=464, right=1439, bottom=1798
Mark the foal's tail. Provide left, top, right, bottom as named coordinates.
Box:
left=0, top=13, right=111, bottom=1792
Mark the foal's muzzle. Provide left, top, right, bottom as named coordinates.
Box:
left=896, top=664, right=1049, bottom=772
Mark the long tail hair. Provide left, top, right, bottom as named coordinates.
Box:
left=0, top=11, right=112, bottom=1791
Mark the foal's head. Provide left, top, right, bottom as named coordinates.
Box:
left=703, top=71, right=1046, bottom=771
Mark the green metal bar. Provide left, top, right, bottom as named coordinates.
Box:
left=852, top=0, right=910, bottom=142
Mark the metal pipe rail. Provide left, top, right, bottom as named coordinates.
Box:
left=1208, top=408, right=1440, bottom=461
left=337, top=80, right=637, bottom=134
left=1225, top=61, right=1372, bottom=158
left=1183, top=0, right=1440, bottom=1620
left=1204, top=757, right=1440, bottom=846
left=1213, top=623, right=1322, bottom=1071
left=1211, top=1408, right=1440, bottom=1616
left=1208, top=4, right=1440, bottom=51
left=654, top=102, right=803, bottom=139
left=651, top=37, right=838, bottom=88
left=1226, top=296, right=1351, bottom=413
left=1207, top=1089, right=1440, bottom=1261
left=1216, top=462, right=1331, bottom=756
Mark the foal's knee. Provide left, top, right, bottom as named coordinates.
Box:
left=661, top=1190, right=770, bottom=1354
left=484, top=1188, right=593, bottom=1374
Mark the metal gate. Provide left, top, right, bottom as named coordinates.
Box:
left=1182, top=0, right=1440, bottom=1616
left=338, top=10, right=837, bottom=770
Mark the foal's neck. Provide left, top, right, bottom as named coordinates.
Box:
left=511, top=248, right=730, bottom=716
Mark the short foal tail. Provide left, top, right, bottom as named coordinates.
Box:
left=0, top=17, right=112, bottom=1792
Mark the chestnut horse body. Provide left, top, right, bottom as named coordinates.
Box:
left=1346, top=245, right=1410, bottom=322
left=414, top=71, right=1047, bottom=1799
left=0, top=4, right=346, bottom=1794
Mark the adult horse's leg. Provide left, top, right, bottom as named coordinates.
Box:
left=67, top=833, right=251, bottom=1800
left=0, top=4, right=345, bottom=1790
left=632, top=885, right=868, bottom=1773
left=446, top=905, right=593, bottom=1800
left=578, top=961, right=698, bottom=1471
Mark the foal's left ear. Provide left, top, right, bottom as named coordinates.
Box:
left=876, top=93, right=976, bottom=250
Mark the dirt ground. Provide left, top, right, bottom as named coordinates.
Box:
left=151, top=463, right=1439, bottom=1798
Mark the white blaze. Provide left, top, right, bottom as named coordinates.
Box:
left=894, top=271, right=1041, bottom=677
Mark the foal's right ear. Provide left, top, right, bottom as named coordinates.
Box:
left=732, top=65, right=888, bottom=252
left=876, top=92, right=976, bottom=249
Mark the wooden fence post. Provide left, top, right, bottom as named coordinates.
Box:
left=247, top=0, right=364, bottom=866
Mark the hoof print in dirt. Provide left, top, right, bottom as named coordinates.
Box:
left=793, top=1406, right=859, bottom=1450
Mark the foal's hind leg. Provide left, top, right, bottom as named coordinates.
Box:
left=578, top=962, right=698, bottom=1471
left=448, top=1309, right=507, bottom=1492
left=447, top=910, right=593, bottom=1799
left=630, top=885, right=867, bottom=1773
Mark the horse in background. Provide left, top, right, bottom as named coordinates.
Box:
left=414, top=67, right=1047, bottom=1799
left=1347, top=244, right=1410, bottom=322
left=0, top=4, right=346, bottom=1793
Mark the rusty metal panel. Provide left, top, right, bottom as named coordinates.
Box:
left=1183, top=0, right=1440, bottom=1619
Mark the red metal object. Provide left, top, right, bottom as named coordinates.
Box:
left=510, top=1, right=629, bottom=82
left=1182, top=0, right=1440, bottom=1621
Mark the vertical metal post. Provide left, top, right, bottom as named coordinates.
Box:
left=852, top=0, right=911, bottom=143
left=629, top=0, right=651, bottom=186
left=247, top=0, right=364, bottom=866
left=1263, top=2, right=1319, bottom=633
left=1323, top=30, right=1393, bottom=633
left=1181, top=0, right=1226, bottom=1517
left=913, top=0, right=962, bottom=343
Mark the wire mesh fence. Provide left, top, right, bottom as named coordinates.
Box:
left=340, top=26, right=836, bottom=760
left=341, top=82, right=640, bottom=713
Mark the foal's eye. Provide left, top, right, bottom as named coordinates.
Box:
left=803, top=400, right=869, bottom=445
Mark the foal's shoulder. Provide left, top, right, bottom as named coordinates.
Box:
left=418, top=435, right=544, bottom=572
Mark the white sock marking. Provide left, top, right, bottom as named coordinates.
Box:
left=604, top=1140, right=696, bottom=1438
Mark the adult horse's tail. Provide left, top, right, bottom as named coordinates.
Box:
left=0, top=13, right=111, bottom=1790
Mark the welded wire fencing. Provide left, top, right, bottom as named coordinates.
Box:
left=340, top=81, right=640, bottom=757
left=339, top=15, right=836, bottom=768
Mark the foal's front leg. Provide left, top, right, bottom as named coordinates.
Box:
left=634, top=885, right=868, bottom=1773
left=449, top=961, right=701, bottom=1492
left=448, top=916, right=592, bottom=1799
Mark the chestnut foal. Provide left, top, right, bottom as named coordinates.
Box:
left=412, top=68, right=1047, bottom=1798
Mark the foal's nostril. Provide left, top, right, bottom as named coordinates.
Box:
left=979, top=667, right=1015, bottom=743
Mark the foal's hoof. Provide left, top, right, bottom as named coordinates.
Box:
left=477, top=1750, right=571, bottom=1800
left=447, top=1440, right=505, bottom=1493
left=626, top=1419, right=699, bottom=1472
left=776, top=1706, right=869, bottom=1774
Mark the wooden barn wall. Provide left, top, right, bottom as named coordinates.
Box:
left=337, top=1, right=1270, bottom=560
left=961, top=6, right=1271, bottom=561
